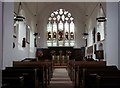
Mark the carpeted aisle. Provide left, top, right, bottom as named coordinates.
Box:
left=49, top=68, right=74, bottom=88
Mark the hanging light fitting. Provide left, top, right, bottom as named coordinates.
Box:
left=14, top=2, right=25, bottom=22
left=96, top=3, right=107, bottom=22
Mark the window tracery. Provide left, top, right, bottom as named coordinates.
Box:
left=47, top=8, right=75, bottom=46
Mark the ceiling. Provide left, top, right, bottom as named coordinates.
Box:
left=14, top=2, right=100, bottom=20
left=14, top=2, right=106, bottom=33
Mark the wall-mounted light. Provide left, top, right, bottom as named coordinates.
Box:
left=33, top=32, right=40, bottom=39
left=83, top=33, right=88, bottom=39
left=33, top=32, right=38, bottom=36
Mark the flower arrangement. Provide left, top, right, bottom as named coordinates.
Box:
left=50, top=50, right=56, bottom=55
left=36, top=50, right=43, bottom=57
left=66, top=50, right=71, bottom=56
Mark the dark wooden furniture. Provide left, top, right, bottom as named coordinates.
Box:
left=84, top=66, right=120, bottom=88
left=68, top=60, right=120, bottom=88
left=2, top=60, right=53, bottom=88
left=68, top=60, right=106, bottom=88
left=13, top=61, right=52, bottom=88
left=39, top=47, right=84, bottom=67
left=2, top=68, right=36, bottom=88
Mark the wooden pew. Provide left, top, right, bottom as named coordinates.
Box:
left=2, top=67, right=38, bottom=88
left=68, top=60, right=106, bottom=88
left=2, top=74, right=24, bottom=88
left=84, top=66, right=120, bottom=88
left=13, top=60, right=52, bottom=88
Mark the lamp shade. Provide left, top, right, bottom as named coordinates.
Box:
left=14, top=15, right=25, bottom=21
left=96, top=3, right=107, bottom=22
left=96, top=16, right=107, bottom=22
left=14, top=2, right=25, bottom=22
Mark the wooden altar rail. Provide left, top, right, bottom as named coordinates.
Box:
left=12, top=61, right=52, bottom=88
left=68, top=60, right=106, bottom=88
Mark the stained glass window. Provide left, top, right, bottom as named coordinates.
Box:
left=47, top=9, right=75, bottom=47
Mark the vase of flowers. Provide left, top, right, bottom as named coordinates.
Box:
left=36, top=50, right=43, bottom=61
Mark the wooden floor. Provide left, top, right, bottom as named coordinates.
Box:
left=49, top=68, right=74, bottom=88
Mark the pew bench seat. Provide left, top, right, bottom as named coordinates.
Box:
left=84, top=66, right=120, bottom=88
left=2, top=76, right=24, bottom=88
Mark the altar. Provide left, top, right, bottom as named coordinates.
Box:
left=49, top=47, right=72, bottom=66
left=36, top=47, right=84, bottom=67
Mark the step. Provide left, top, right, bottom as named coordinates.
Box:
left=51, top=78, right=71, bottom=81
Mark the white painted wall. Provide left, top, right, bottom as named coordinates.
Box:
left=3, top=2, right=15, bottom=68
left=118, top=1, right=120, bottom=70
left=3, top=2, right=36, bottom=69
left=0, top=1, right=3, bottom=87
left=106, top=2, right=119, bottom=69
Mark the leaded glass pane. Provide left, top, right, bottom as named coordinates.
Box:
left=48, top=17, right=52, bottom=21
left=70, top=40, right=75, bottom=46
left=68, top=13, right=71, bottom=17
left=70, top=21, right=74, bottom=32
left=54, top=11, right=58, bottom=15
left=58, top=41, right=63, bottom=46
left=62, top=15, right=65, bottom=21
left=65, top=21, right=69, bottom=32
left=59, top=9, right=63, bottom=15
left=53, top=40, right=57, bottom=46
left=65, top=40, right=69, bottom=46
left=57, top=15, right=60, bottom=21
left=47, top=41, right=52, bottom=46
left=64, top=11, right=68, bottom=15
left=51, top=13, right=54, bottom=17
left=70, top=17, right=74, bottom=21
left=53, top=22, right=57, bottom=32
left=47, top=22, right=52, bottom=32
left=65, top=17, right=69, bottom=21
left=58, top=21, right=63, bottom=31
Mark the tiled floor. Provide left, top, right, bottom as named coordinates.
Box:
left=49, top=68, right=74, bottom=88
